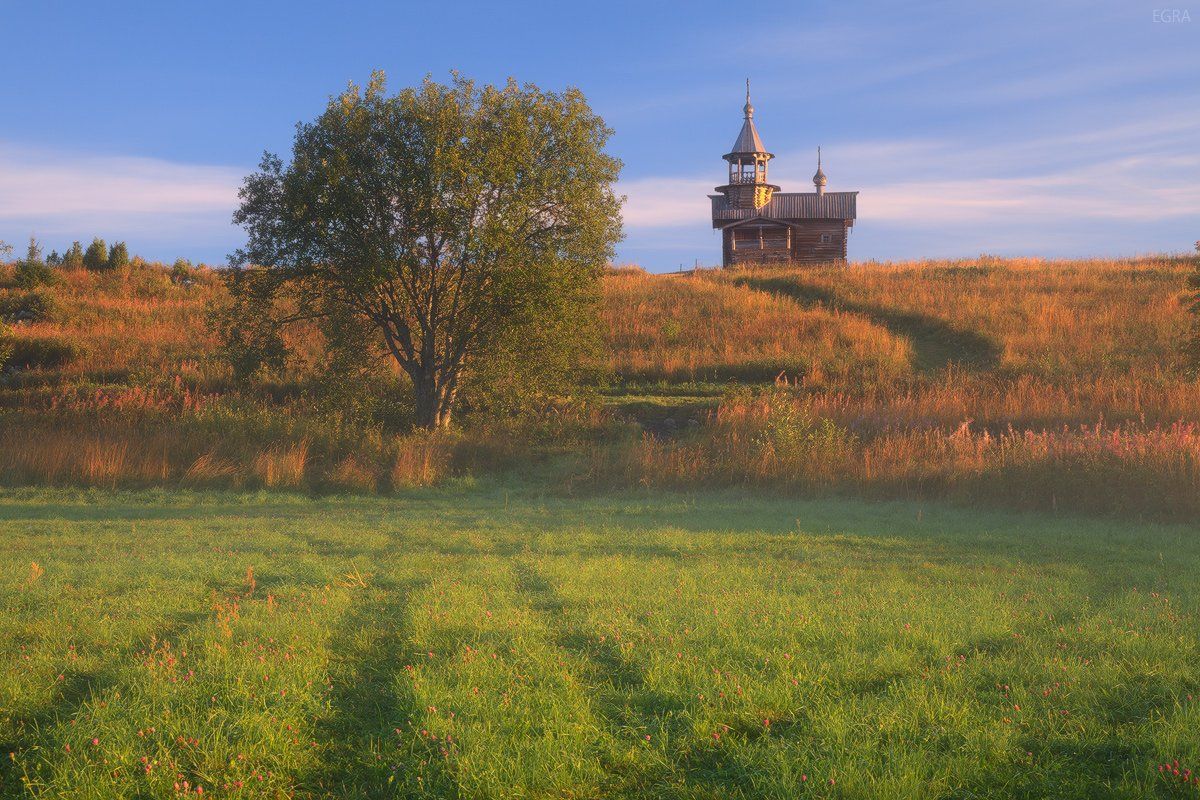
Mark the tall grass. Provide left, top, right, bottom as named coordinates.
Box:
left=604, top=267, right=912, bottom=387
left=591, top=390, right=1200, bottom=517
left=2, top=255, right=1199, bottom=516
left=725, top=256, right=1190, bottom=379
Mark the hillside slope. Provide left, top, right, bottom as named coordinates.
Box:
left=1, top=256, right=1198, bottom=516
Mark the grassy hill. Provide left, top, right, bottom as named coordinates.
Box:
left=1, top=255, right=1198, bottom=516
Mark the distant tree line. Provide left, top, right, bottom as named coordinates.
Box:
left=40, top=237, right=129, bottom=271
left=2, top=235, right=201, bottom=288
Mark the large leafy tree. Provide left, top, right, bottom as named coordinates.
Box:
left=229, top=72, right=622, bottom=428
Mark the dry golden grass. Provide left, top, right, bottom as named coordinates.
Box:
left=603, top=267, right=912, bottom=387
left=6, top=263, right=224, bottom=385
left=589, top=255, right=1200, bottom=516
left=594, top=389, right=1200, bottom=516
left=253, top=441, right=310, bottom=489
left=728, top=256, right=1190, bottom=378
left=2, top=255, right=1199, bottom=515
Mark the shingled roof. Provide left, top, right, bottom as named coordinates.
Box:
left=709, top=191, right=858, bottom=226
left=729, top=114, right=767, bottom=155
left=725, top=81, right=769, bottom=157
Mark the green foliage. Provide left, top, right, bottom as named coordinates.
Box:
left=0, top=289, right=59, bottom=323
left=463, top=279, right=607, bottom=418
left=13, top=259, right=59, bottom=289
left=9, top=237, right=59, bottom=289
left=210, top=267, right=290, bottom=381
left=3, top=335, right=79, bottom=370
left=309, top=304, right=415, bottom=429
left=45, top=250, right=61, bottom=266
left=752, top=393, right=857, bottom=462
left=24, top=236, right=42, bottom=264
left=107, top=241, right=130, bottom=270
left=170, top=257, right=194, bottom=283
left=82, top=237, right=108, bottom=271
left=62, top=241, right=85, bottom=269
left=231, top=70, right=622, bottom=429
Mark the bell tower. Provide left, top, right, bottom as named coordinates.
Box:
left=716, top=80, right=779, bottom=210
left=709, top=82, right=858, bottom=267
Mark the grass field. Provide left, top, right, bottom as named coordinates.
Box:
left=3, top=485, right=1198, bottom=799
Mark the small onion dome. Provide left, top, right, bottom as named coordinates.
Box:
left=813, top=146, right=827, bottom=187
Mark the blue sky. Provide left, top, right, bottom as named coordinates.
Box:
left=1, top=0, right=1197, bottom=269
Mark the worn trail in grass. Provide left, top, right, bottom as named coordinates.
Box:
left=1, top=486, right=1198, bottom=799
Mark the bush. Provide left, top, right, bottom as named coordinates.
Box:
left=170, top=258, right=194, bottom=283
left=751, top=394, right=858, bottom=466
left=0, top=325, right=10, bottom=371
left=0, top=290, right=59, bottom=324
left=14, top=260, right=59, bottom=289
left=83, top=238, right=108, bottom=271
left=3, top=336, right=80, bottom=370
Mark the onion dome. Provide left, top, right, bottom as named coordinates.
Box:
left=813, top=146, right=827, bottom=188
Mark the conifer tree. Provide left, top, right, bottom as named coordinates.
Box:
left=83, top=238, right=109, bottom=271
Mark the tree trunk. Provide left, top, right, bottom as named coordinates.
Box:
left=412, top=369, right=455, bottom=430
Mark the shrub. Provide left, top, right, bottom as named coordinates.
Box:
left=752, top=395, right=858, bottom=464
left=0, top=290, right=59, bottom=324
left=3, top=336, right=80, bottom=370
left=171, top=258, right=194, bottom=283
left=14, top=260, right=59, bottom=289
left=83, top=238, right=108, bottom=271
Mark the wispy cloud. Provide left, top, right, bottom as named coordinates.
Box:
left=619, top=113, right=1200, bottom=237
left=0, top=143, right=242, bottom=255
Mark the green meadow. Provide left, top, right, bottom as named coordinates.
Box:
left=2, top=486, right=1198, bottom=799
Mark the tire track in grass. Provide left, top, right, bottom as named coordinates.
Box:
left=299, top=576, right=457, bottom=799
left=513, top=559, right=763, bottom=798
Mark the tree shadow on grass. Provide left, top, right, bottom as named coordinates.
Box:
left=299, top=576, right=457, bottom=800
left=739, top=276, right=1002, bottom=373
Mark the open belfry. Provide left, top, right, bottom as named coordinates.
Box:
left=710, top=81, right=858, bottom=267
